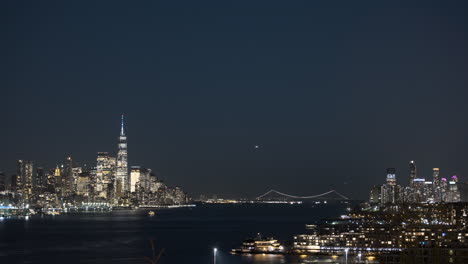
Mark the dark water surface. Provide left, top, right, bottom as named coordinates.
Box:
left=0, top=203, right=348, bottom=264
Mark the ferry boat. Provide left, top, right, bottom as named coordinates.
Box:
left=231, top=233, right=285, bottom=254
left=148, top=211, right=156, bottom=216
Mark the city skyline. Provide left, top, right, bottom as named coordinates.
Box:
left=1, top=115, right=189, bottom=208
left=1, top=113, right=466, bottom=200
left=3, top=1, right=468, bottom=199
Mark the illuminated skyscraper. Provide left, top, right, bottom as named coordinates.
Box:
left=409, top=160, right=417, bottom=187
left=130, top=166, right=141, bottom=193
left=65, top=156, right=74, bottom=195
left=23, top=161, right=33, bottom=203
left=35, top=167, right=44, bottom=193
left=440, top=178, right=448, bottom=202
left=379, top=168, right=402, bottom=205
left=17, top=160, right=24, bottom=193
left=432, top=168, right=441, bottom=202
left=424, top=181, right=434, bottom=203
left=412, top=178, right=425, bottom=203
left=96, top=152, right=116, bottom=199
left=71, top=166, right=82, bottom=193
left=115, top=115, right=129, bottom=198
left=447, top=175, right=461, bottom=203
left=76, top=172, right=90, bottom=197
left=386, top=168, right=396, bottom=186
left=54, top=165, right=61, bottom=186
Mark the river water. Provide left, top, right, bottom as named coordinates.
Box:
left=0, top=203, right=349, bottom=264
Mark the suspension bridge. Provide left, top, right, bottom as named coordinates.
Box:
left=256, top=189, right=349, bottom=201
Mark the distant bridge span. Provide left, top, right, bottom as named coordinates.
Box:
left=256, top=189, right=349, bottom=200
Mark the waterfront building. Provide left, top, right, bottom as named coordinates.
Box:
left=76, top=172, right=90, bottom=197
left=172, top=186, right=188, bottom=204
left=16, top=160, right=24, bottom=196
left=150, top=174, right=165, bottom=193
left=294, top=203, right=468, bottom=258
left=96, top=152, right=116, bottom=200
left=22, top=161, right=34, bottom=204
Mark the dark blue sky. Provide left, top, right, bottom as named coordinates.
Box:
left=2, top=1, right=468, bottom=199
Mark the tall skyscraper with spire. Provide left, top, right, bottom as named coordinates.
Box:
left=115, top=114, right=129, bottom=199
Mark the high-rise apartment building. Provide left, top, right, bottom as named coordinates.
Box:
left=23, top=161, right=34, bottom=203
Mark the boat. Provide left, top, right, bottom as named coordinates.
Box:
left=148, top=211, right=155, bottom=216
left=231, top=233, right=285, bottom=254
left=44, top=211, right=61, bottom=216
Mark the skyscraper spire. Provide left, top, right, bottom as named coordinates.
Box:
left=120, top=114, right=125, bottom=136
left=116, top=114, right=128, bottom=201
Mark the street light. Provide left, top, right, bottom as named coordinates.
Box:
left=344, top=248, right=349, bottom=264
left=213, top=247, right=218, bottom=264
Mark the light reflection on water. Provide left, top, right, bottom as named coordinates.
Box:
left=239, top=254, right=345, bottom=264
left=0, top=203, right=350, bottom=264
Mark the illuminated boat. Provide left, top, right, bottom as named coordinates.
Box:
left=148, top=211, right=155, bottom=216
left=231, top=233, right=285, bottom=254
left=44, top=211, right=61, bottom=216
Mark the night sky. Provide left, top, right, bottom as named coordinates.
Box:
left=2, top=1, right=468, bottom=199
